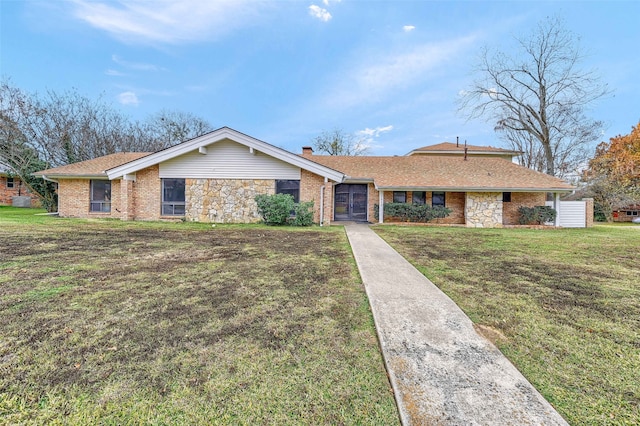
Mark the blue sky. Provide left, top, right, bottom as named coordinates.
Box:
left=1, top=1, right=638, bottom=156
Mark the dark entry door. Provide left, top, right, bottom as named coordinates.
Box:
left=334, top=184, right=368, bottom=221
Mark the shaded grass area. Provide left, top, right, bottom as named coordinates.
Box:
left=0, top=209, right=398, bottom=424
left=374, top=225, right=640, bottom=425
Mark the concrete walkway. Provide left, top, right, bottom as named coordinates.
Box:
left=345, top=224, right=568, bottom=426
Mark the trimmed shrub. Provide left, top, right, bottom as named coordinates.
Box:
left=518, top=205, right=557, bottom=225
left=374, top=203, right=452, bottom=222
left=254, top=194, right=314, bottom=226
left=290, top=201, right=314, bottom=226
left=255, top=193, right=295, bottom=225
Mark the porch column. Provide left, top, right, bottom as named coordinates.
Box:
left=120, top=174, right=136, bottom=221
left=554, top=192, right=561, bottom=227
left=379, top=190, right=384, bottom=224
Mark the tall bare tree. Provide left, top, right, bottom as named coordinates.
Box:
left=458, top=17, right=609, bottom=177
left=311, top=128, right=369, bottom=156
left=139, top=110, right=214, bottom=151
left=0, top=79, right=213, bottom=210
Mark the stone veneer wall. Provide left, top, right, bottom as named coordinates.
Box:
left=465, top=192, right=503, bottom=228
left=185, top=178, right=274, bottom=223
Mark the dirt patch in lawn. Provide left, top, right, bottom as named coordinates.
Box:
left=0, top=220, right=398, bottom=424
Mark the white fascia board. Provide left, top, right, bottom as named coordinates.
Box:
left=107, top=127, right=345, bottom=182
left=38, top=174, right=108, bottom=180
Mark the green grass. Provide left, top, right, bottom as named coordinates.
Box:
left=0, top=209, right=398, bottom=424
left=374, top=225, right=640, bottom=425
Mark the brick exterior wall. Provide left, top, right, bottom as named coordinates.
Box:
left=58, top=165, right=336, bottom=224
left=300, top=170, right=333, bottom=224
left=0, top=176, right=39, bottom=207
left=57, top=179, right=120, bottom=218
left=502, top=192, right=546, bottom=225
left=133, top=165, right=162, bottom=220
left=376, top=190, right=465, bottom=224
left=583, top=198, right=594, bottom=227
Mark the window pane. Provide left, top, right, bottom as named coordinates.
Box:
left=432, top=192, right=445, bottom=207
left=90, top=180, right=111, bottom=212
left=162, top=179, right=186, bottom=216
left=503, top=192, right=512, bottom=202
left=412, top=191, right=426, bottom=205
left=163, top=179, right=185, bottom=202
left=276, top=180, right=300, bottom=203
left=393, top=191, right=406, bottom=203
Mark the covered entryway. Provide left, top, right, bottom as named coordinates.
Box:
left=334, top=184, right=368, bottom=221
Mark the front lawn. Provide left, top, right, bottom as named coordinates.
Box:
left=0, top=208, right=398, bottom=424
left=375, top=225, right=640, bottom=425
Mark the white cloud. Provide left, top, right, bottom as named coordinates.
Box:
left=112, top=54, right=160, bottom=71
left=309, top=5, right=332, bottom=22
left=70, top=0, right=267, bottom=44
left=357, top=125, right=394, bottom=138
left=356, top=125, right=393, bottom=151
left=324, top=34, right=478, bottom=108
left=105, top=69, right=125, bottom=76
left=117, top=91, right=139, bottom=105
left=403, top=25, right=415, bottom=32
left=322, top=0, right=341, bottom=5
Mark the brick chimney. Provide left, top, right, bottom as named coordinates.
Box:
left=302, top=146, right=314, bottom=157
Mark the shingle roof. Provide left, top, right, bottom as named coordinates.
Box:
left=408, top=142, right=519, bottom=155
left=308, top=155, right=574, bottom=191
left=33, top=152, right=151, bottom=178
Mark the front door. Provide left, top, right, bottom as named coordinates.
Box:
left=334, top=184, right=368, bottom=221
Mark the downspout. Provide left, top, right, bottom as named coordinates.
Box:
left=41, top=175, right=59, bottom=215
left=319, top=177, right=328, bottom=226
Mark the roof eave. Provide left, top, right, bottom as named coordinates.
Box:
left=106, top=127, right=345, bottom=182
left=407, top=150, right=519, bottom=156
left=33, top=173, right=109, bottom=179
left=376, top=186, right=574, bottom=193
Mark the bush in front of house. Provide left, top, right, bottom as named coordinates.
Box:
left=518, top=205, right=557, bottom=225
left=291, top=201, right=314, bottom=226
left=374, top=203, right=452, bottom=222
left=255, top=194, right=314, bottom=226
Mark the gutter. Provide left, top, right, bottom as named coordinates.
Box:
left=41, top=175, right=59, bottom=184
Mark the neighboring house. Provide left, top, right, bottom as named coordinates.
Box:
left=612, top=205, right=640, bottom=222
left=0, top=168, right=38, bottom=207
left=33, top=127, right=575, bottom=228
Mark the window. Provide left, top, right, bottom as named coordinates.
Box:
left=412, top=191, right=426, bottom=205
left=6, top=177, right=15, bottom=189
left=432, top=191, right=445, bottom=207
left=276, top=180, right=300, bottom=203
left=162, top=178, right=185, bottom=216
left=90, top=180, right=111, bottom=212
left=393, top=191, right=407, bottom=203
left=503, top=192, right=512, bottom=202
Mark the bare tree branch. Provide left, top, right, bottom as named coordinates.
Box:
left=458, top=16, right=609, bottom=177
